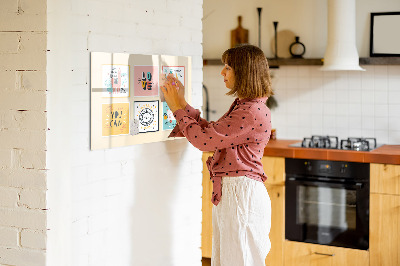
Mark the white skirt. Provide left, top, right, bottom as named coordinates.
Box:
left=212, top=176, right=271, bottom=266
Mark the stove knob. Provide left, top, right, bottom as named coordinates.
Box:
left=305, top=162, right=312, bottom=171
left=340, top=164, right=347, bottom=174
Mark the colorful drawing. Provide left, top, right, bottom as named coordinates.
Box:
left=162, top=66, right=185, bottom=85
left=160, top=66, right=185, bottom=102
left=134, top=101, right=159, bottom=133
left=102, top=65, right=129, bottom=97
left=134, top=66, right=159, bottom=97
left=102, top=103, right=130, bottom=136
left=162, top=102, right=177, bottom=130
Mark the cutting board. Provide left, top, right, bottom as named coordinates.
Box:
left=231, top=16, right=249, bottom=48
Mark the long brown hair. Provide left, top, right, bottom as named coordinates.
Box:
left=221, top=44, right=273, bottom=99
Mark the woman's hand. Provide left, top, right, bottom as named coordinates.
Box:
left=174, top=77, right=187, bottom=108
left=161, top=76, right=185, bottom=113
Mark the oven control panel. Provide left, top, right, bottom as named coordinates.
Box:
left=286, top=158, right=369, bottom=180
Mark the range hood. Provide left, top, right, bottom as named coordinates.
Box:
left=320, top=0, right=365, bottom=71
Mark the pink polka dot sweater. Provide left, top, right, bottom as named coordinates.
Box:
left=169, top=97, right=271, bottom=206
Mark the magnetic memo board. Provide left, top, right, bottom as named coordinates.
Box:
left=90, top=52, right=192, bottom=150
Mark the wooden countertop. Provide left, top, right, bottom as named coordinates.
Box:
left=263, top=139, right=400, bottom=165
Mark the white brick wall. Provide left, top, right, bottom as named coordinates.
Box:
left=47, top=1, right=203, bottom=266
left=2, top=0, right=203, bottom=264
left=0, top=0, right=48, bottom=265
left=21, top=229, right=47, bottom=250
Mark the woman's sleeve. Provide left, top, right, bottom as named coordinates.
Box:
left=168, top=103, right=211, bottom=137
left=171, top=107, right=256, bottom=152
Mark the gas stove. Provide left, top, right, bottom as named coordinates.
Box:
left=289, top=135, right=381, bottom=151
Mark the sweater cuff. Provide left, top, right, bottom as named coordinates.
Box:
left=184, top=104, right=199, bottom=118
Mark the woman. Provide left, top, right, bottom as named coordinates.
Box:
left=162, top=44, right=273, bottom=266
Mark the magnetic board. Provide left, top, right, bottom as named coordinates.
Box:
left=90, top=52, right=192, bottom=150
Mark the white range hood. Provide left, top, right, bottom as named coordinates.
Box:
left=320, top=0, right=365, bottom=71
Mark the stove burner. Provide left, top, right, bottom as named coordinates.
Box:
left=301, top=135, right=339, bottom=149
left=340, top=137, right=377, bottom=151
left=295, top=136, right=378, bottom=151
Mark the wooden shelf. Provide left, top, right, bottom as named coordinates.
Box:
left=268, top=58, right=322, bottom=67
left=203, top=58, right=323, bottom=67
left=203, top=57, right=400, bottom=67
left=359, top=57, right=400, bottom=65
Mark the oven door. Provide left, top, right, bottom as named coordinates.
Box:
left=285, top=177, right=369, bottom=250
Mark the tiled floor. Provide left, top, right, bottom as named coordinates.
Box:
left=202, top=257, right=211, bottom=266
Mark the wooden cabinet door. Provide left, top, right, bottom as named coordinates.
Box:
left=370, top=163, right=400, bottom=195
left=202, top=152, right=213, bottom=258
left=262, top=156, right=285, bottom=186
left=370, top=193, right=400, bottom=266
left=284, top=241, right=369, bottom=266
left=264, top=184, right=284, bottom=266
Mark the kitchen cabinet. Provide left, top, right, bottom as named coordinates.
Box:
left=202, top=156, right=400, bottom=265
left=284, top=241, right=369, bottom=266
left=261, top=156, right=285, bottom=186
left=201, top=152, right=213, bottom=258
left=264, top=184, right=284, bottom=266
left=201, top=154, right=286, bottom=266
left=370, top=193, right=400, bottom=266
left=370, top=163, right=400, bottom=266
left=370, top=163, right=400, bottom=195
left=261, top=156, right=285, bottom=266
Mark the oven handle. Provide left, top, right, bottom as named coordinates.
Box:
left=286, top=177, right=364, bottom=189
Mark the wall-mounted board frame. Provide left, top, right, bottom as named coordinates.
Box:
left=370, top=12, right=400, bottom=57
left=90, top=52, right=192, bottom=150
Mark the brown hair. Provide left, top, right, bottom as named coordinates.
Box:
left=221, top=44, right=273, bottom=99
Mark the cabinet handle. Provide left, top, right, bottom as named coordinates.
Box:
left=314, top=252, right=335, bottom=257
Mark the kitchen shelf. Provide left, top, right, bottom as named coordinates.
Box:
left=359, top=57, right=400, bottom=65
left=268, top=58, right=323, bottom=67
left=203, top=58, right=322, bottom=68
left=203, top=57, right=400, bottom=67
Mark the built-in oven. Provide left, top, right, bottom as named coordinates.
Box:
left=285, top=158, right=370, bottom=250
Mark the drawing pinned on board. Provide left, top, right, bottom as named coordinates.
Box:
left=160, top=66, right=185, bottom=102
left=102, top=65, right=129, bottom=97
left=162, top=102, right=177, bottom=130
left=134, top=66, right=159, bottom=97
left=135, top=101, right=159, bottom=133
left=102, top=103, right=130, bottom=136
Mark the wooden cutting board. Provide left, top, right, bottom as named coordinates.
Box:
left=231, top=16, right=249, bottom=48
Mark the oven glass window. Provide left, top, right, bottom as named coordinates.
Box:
left=297, top=186, right=356, bottom=230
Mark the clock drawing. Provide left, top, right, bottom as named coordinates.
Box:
left=139, top=108, right=154, bottom=127
left=134, top=101, right=159, bottom=133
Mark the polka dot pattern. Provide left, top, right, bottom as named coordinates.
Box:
left=169, top=97, right=272, bottom=206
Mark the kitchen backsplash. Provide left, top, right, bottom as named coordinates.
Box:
left=203, top=65, right=400, bottom=144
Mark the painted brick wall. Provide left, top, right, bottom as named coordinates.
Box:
left=46, top=1, right=203, bottom=266
left=0, top=0, right=48, bottom=265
